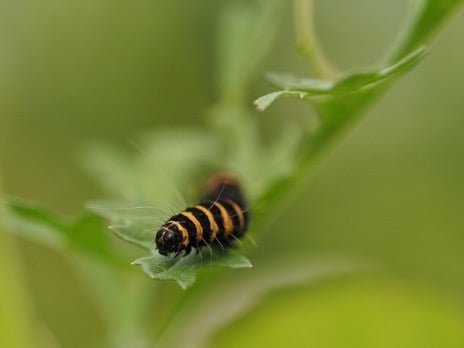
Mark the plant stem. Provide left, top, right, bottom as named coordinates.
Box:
left=0, top=185, right=39, bottom=347
left=294, top=0, right=337, bottom=79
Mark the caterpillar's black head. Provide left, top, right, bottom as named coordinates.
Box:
left=156, top=228, right=182, bottom=256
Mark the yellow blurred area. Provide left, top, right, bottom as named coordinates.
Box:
left=209, top=275, right=464, bottom=348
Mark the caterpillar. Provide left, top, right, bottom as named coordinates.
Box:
left=155, top=173, right=249, bottom=257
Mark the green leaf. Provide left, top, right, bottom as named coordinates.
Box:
left=80, top=128, right=219, bottom=204
left=254, top=91, right=308, bottom=112
left=88, top=199, right=252, bottom=289
left=208, top=107, right=302, bottom=202
left=216, top=0, right=282, bottom=104
left=133, top=251, right=251, bottom=290
left=4, top=198, right=120, bottom=264
left=390, top=0, right=464, bottom=61
left=250, top=46, right=430, bottom=248
left=86, top=200, right=164, bottom=251
left=255, top=47, right=428, bottom=111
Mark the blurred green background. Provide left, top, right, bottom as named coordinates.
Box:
left=1, top=1, right=464, bottom=347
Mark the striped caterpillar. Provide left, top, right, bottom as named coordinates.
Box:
left=155, top=173, right=248, bottom=257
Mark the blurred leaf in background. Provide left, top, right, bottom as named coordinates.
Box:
left=0, top=200, right=39, bottom=348
left=209, top=275, right=464, bottom=348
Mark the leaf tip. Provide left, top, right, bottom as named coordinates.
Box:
left=178, top=282, right=190, bottom=290
left=253, top=98, right=266, bottom=112
left=235, top=258, right=253, bottom=269
left=108, top=224, right=117, bottom=232
left=253, top=91, right=283, bottom=112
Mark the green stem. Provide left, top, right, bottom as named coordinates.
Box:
left=294, top=0, right=337, bottom=79
left=388, top=0, right=463, bottom=63
left=0, top=186, right=39, bottom=347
